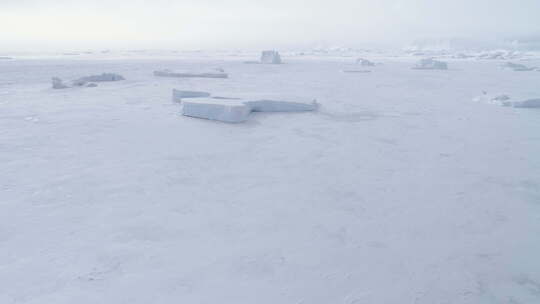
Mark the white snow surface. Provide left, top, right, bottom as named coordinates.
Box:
left=1, top=53, right=540, bottom=304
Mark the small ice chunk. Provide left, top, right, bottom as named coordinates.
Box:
left=172, top=89, right=211, bottom=103
left=512, top=99, right=540, bottom=108
left=182, top=99, right=251, bottom=123
left=356, top=58, right=375, bottom=66
left=412, top=58, right=448, bottom=70
left=154, top=70, right=228, bottom=79
left=260, top=50, right=282, bottom=64
left=52, top=77, right=69, bottom=89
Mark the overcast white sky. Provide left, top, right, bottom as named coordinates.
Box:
left=1, top=0, right=539, bottom=51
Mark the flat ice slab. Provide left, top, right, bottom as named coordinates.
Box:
left=154, top=70, right=228, bottom=79
left=512, top=99, right=540, bottom=108
left=181, top=97, right=318, bottom=123
left=182, top=99, right=251, bottom=123
left=246, top=99, right=318, bottom=112
left=172, top=89, right=211, bottom=103
left=412, top=58, right=448, bottom=70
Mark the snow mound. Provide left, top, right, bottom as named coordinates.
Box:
left=412, top=58, right=448, bottom=70
left=182, top=98, right=318, bottom=123
left=260, top=50, right=282, bottom=64
left=154, top=69, right=228, bottom=79
left=182, top=99, right=251, bottom=123
left=356, top=58, right=376, bottom=66
left=51, top=77, right=69, bottom=89
left=172, top=89, right=211, bottom=103
left=502, top=62, right=536, bottom=72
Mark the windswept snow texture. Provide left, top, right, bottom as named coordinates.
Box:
left=1, top=53, right=540, bottom=304
left=412, top=58, right=448, bottom=70
left=154, top=69, right=228, bottom=78
left=172, top=89, right=211, bottom=103
left=260, top=50, right=282, bottom=64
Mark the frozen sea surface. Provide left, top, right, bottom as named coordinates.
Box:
left=1, top=53, right=540, bottom=304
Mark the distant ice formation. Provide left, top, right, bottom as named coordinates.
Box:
left=412, top=58, right=448, bottom=70
left=73, top=73, right=125, bottom=86
left=154, top=69, right=228, bottom=78
left=356, top=58, right=376, bottom=66
left=181, top=96, right=318, bottom=123
left=51, top=73, right=123, bottom=89
left=260, top=50, right=282, bottom=64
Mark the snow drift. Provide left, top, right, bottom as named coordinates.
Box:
left=502, top=62, right=536, bottom=72
left=342, top=70, right=371, bottom=73
left=412, top=58, right=448, bottom=70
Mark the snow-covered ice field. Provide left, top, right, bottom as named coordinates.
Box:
left=1, top=52, right=540, bottom=303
